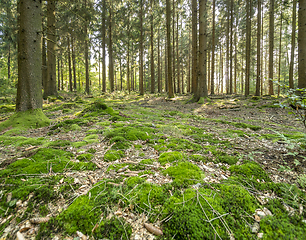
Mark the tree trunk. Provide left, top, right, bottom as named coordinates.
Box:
left=211, top=0, right=215, bottom=95
left=84, top=0, right=90, bottom=94
left=57, top=54, right=60, bottom=91
left=67, top=36, right=73, bottom=92
left=225, top=0, right=230, bottom=94
left=139, top=0, right=144, bottom=95
left=61, top=58, right=64, bottom=90
left=102, top=0, right=106, bottom=92
left=42, top=35, right=47, bottom=92
left=71, top=35, right=77, bottom=90
left=255, top=0, right=261, bottom=96
left=16, top=0, right=43, bottom=111
left=150, top=0, right=155, bottom=93
left=109, top=2, right=114, bottom=92
left=158, top=28, right=161, bottom=92
left=44, top=0, right=57, bottom=98
left=268, top=0, right=274, bottom=95
left=195, top=0, right=208, bottom=100
left=298, top=0, right=306, bottom=88
left=173, top=0, right=176, bottom=93
left=245, top=0, right=251, bottom=96
left=278, top=10, right=282, bottom=96
left=289, top=0, right=296, bottom=89
left=177, top=13, right=180, bottom=94
left=192, top=0, right=197, bottom=93
left=166, top=0, right=174, bottom=98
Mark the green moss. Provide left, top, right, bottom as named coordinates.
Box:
left=87, top=148, right=97, bottom=154
left=260, top=215, right=306, bottom=239
left=69, top=124, right=81, bottom=131
left=104, top=125, right=154, bottom=142
left=190, top=154, right=206, bottom=162
left=125, top=176, right=145, bottom=188
left=104, top=150, right=125, bottom=162
left=139, top=159, right=154, bottom=165
left=72, top=141, right=88, bottom=148
left=39, top=182, right=132, bottom=239
left=0, top=109, right=50, bottom=132
left=163, top=162, right=204, bottom=185
left=77, top=153, right=94, bottom=161
left=83, top=134, right=99, bottom=144
left=0, top=104, right=15, bottom=113
left=229, top=162, right=271, bottom=182
left=0, top=148, right=95, bottom=177
left=0, top=136, right=46, bottom=147
left=158, top=151, right=183, bottom=165
left=110, top=136, right=131, bottom=150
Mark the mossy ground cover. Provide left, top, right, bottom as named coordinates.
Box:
left=1, top=93, right=306, bottom=239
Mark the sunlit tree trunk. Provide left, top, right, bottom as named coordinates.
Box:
left=245, top=0, right=251, bottom=96
left=102, top=0, right=106, bottom=92
left=211, top=0, right=215, bottom=95
left=109, top=2, right=114, bottom=92
left=67, top=36, right=72, bottom=92
left=84, top=0, right=90, bottom=94
left=150, top=0, right=155, bottom=93
left=158, top=28, right=161, bottom=92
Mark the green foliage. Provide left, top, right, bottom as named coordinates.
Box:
left=0, top=109, right=50, bottom=132
left=166, top=138, right=202, bottom=152
left=163, top=162, right=204, bottom=185
left=83, top=134, right=99, bottom=144
left=104, top=125, right=153, bottom=141
left=110, top=136, right=131, bottom=150
left=158, top=151, right=183, bottom=165
left=104, top=150, right=125, bottom=162
left=190, top=154, right=206, bottom=162
left=0, top=135, right=46, bottom=146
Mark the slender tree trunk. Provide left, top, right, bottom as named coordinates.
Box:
left=67, top=36, right=73, bottom=92
left=57, top=54, right=60, bottom=91
left=211, top=0, right=215, bottom=95
left=192, top=0, right=197, bottom=93
left=42, top=35, right=47, bottom=92
left=61, top=58, right=64, bottom=90
left=44, top=0, right=57, bottom=98
left=165, top=38, right=168, bottom=92
left=255, top=0, right=261, bottom=96
left=245, top=0, right=251, bottom=96
left=84, top=0, right=90, bottom=94
left=98, top=45, right=101, bottom=89
left=139, top=0, right=144, bottom=95
left=177, top=13, right=180, bottom=94
left=289, top=0, right=296, bottom=89
left=127, top=11, right=130, bottom=93
left=16, top=0, right=43, bottom=111
left=166, top=0, right=174, bottom=98
left=8, top=43, right=10, bottom=82
left=109, top=2, right=114, bottom=92
left=187, top=28, right=191, bottom=93
left=71, top=35, right=77, bottom=90
left=225, top=0, right=230, bottom=94
left=268, top=0, right=274, bottom=95
left=102, top=0, right=106, bottom=92
left=278, top=10, right=282, bottom=96
left=158, top=28, right=161, bottom=92
left=150, top=0, right=155, bottom=93
left=195, top=0, right=208, bottom=100
left=220, top=44, right=223, bottom=93
left=173, top=0, right=176, bottom=93
left=229, top=0, right=233, bottom=94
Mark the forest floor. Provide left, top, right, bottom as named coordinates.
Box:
left=1, top=92, right=306, bottom=240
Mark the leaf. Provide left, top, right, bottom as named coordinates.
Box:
left=144, top=223, right=163, bottom=236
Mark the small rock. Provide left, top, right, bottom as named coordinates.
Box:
left=6, top=193, right=12, bottom=203
left=263, top=207, right=272, bottom=216
left=251, top=222, right=260, bottom=233
left=254, top=215, right=261, bottom=222
left=16, top=200, right=23, bottom=208
left=257, top=233, right=264, bottom=238
left=255, top=210, right=266, bottom=219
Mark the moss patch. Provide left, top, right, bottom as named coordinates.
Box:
left=158, top=151, right=183, bottom=165
left=104, top=150, right=125, bottom=162
left=163, top=161, right=204, bottom=185
left=0, top=109, right=50, bottom=132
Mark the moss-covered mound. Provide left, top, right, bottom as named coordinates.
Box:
left=158, top=151, right=183, bottom=165
left=163, top=161, right=204, bottom=185
left=0, top=109, right=50, bottom=132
